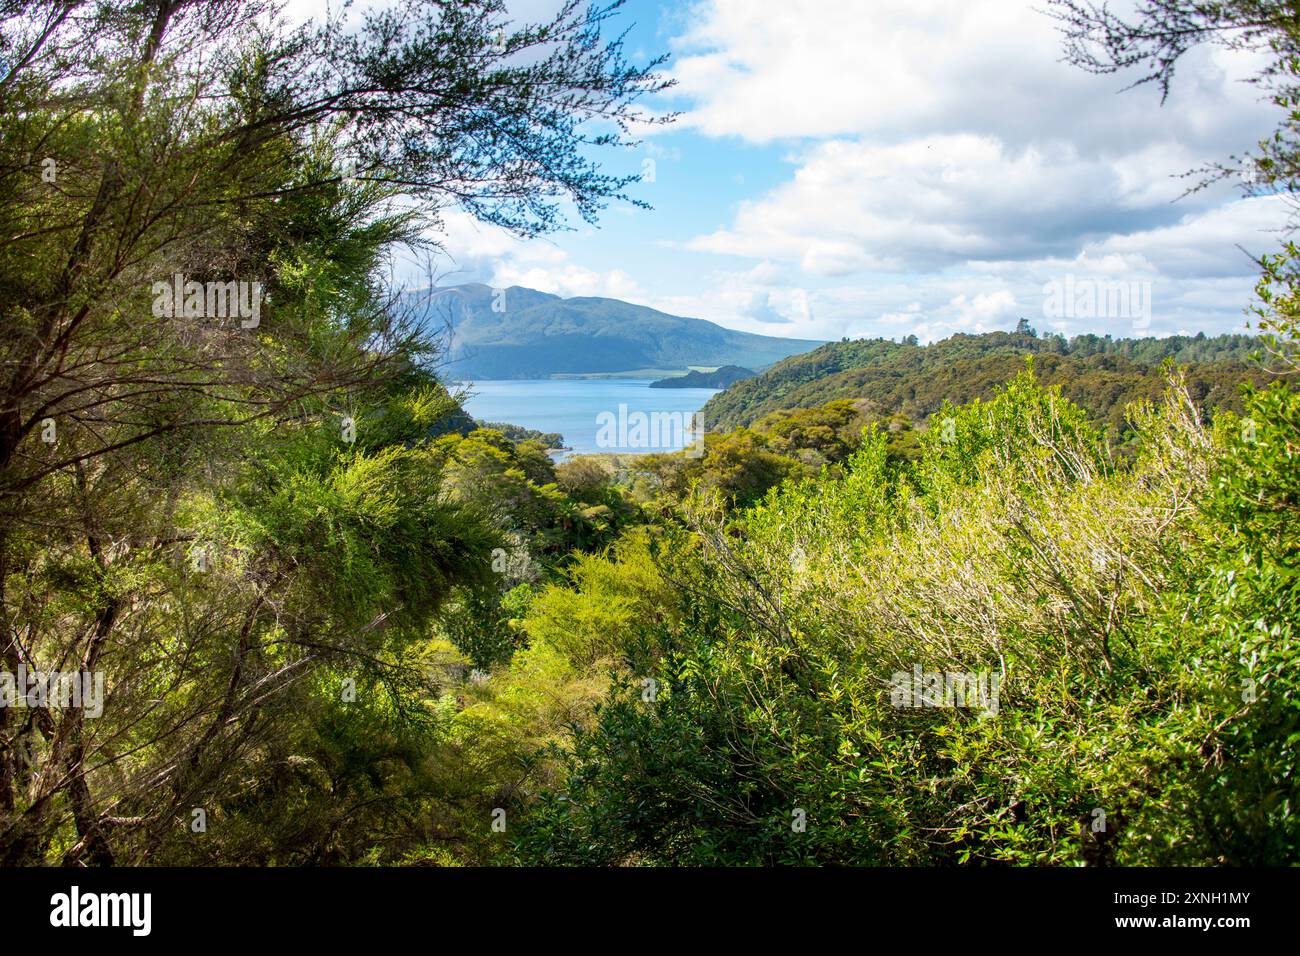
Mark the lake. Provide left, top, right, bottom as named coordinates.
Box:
left=460, top=379, right=720, bottom=458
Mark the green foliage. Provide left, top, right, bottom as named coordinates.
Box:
left=521, top=531, right=680, bottom=672
left=703, top=329, right=1265, bottom=436
left=3, top=0, right=1297, bottom=871
left=435, top=427, right=637, bottom=560
left=440, top=584, right=536, bottom=670
left=0, top=0, right=673, bottom=865
left=514, top=366, right=1300, bottom=866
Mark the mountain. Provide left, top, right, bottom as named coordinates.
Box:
left=700, top=329, right=1265, bottom=434
left=406, top=283, right=822, bottom=379
left=649, top=365, right=755, bottom=389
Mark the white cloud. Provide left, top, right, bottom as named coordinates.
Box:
left=654, top=193, right=1277, bottom=343
left=686, top=134, right=1281, bottom=277
left=399, top=210, right=647, bottom=301
left=1085, top=195, right=1285, bottom=277
left=359, top=0, right=1286, bottom=348
left=659, top=0, right=1285, bottom=343
left=669, top=0, right=1271, bottom=151
left=435, top=210, right=565, bottom=268
left=489, top=262, right=647, bottom=300
left=950, top=289, right=1019, bottom=328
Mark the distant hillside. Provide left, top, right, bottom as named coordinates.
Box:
left=701, top=330, right=1267, bottom=434
left=650, top=365, right=755, bottom=389
left=407, top=284, right=822, bottom=379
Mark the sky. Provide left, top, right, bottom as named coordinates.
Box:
left=285, top=0, right=1289, bottom=343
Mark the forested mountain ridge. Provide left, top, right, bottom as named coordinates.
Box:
left=701, top=329, right=1264, bottom=432
left=408, top=283, right=823, bottom=379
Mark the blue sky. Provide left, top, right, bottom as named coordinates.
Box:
left=288, top=0, right=1288, bottom=343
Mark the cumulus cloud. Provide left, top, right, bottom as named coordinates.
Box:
left=738, top=291, right=791, bottom=323
left=1084, top=196, right=1284, bottom=277
left=664, top=0, right=1288, bottom=341
left=685, top=135, right=1289, bottom=278
left=489, top=262, right=647, bottom=300
left=335, top=0, right=1287, bottom=347
left=409, top=210, right=646, bottom=301
left=669, top=0, right=1271, bottom=152
left=662, top=195, right=1272, bottom=343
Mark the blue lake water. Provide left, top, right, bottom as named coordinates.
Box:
left=460, top=379, right=719, bottom=457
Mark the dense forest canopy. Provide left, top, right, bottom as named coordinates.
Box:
left=700, top=329, right=1266, bottom=433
